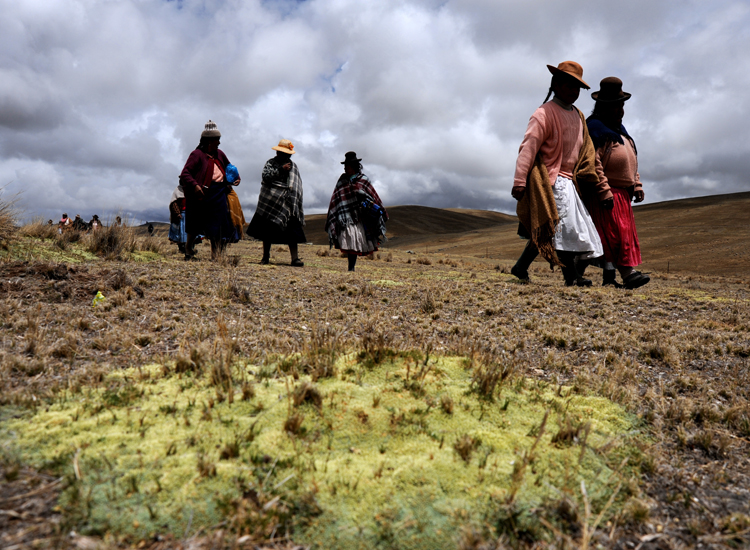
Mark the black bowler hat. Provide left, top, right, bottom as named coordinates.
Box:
left=591, top=77, right=631, bottom=102
left=341, top=151, right=362, bottom=164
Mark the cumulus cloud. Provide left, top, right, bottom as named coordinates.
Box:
left=1, top=0, right=749, bottom=222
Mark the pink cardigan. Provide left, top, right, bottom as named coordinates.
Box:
left=513, top=100, right=584, bottom=188
left=514, top=100, right=613, bottom=202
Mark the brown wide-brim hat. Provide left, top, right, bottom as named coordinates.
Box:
left=591, top=76, right=631, bottom=102
left=547, top=61, right=590, bottom=89
left=272, top=139, right=296, bottom=155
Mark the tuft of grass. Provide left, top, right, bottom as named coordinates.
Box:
left=303, top=324, right=343, bottom=381
left=469, top=352, right=514, bottom=401
left=0, top=189, right=19, bottom=246
left=86, top=223, right=137, bottom=260
left=293, top=381, right=322, bottom=409
left=20, top=218, right=58, bottom=240
left=283, top=412, right=305, bottom=435
left=440, top=393, right=454, bottom=414
left=453, top=434, right=481, bottom=464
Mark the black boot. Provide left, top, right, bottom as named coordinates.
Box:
left=348, top=254, right=357, bottom=272
left=558, top=252, right=591, bottom=287
left=602, top=269, right=622, bottom=288
left=511, top=241, right=538, bottom=281
left=574, top=256, right=593, bottom=287
left=558, top=251, right=577, bottom=286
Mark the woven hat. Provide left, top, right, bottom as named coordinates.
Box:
left=272, top=139, right=296, bottom=155
left=547, top=61, right=590, bottom=89
left=591, top=77, right=631, bottom=102
left=341, top=151, right=362, bottom=164
left=201, top=120, right=221, bottom=139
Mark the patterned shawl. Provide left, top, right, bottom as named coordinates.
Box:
left=254, top=157, right=304, bottom=228
left=325, top=172, right=388, bottom=245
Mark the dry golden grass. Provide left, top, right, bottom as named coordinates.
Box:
left=1, top=216, right=750, bottom=549
left=0, top=190, right=18, bottom=247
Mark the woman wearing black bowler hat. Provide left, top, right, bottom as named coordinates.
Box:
left=325, top=152, right=388, bottom=272
left=584, top=77, right=649, bottom=289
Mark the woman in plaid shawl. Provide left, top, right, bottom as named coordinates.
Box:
left=247, top=139, right=306, bottom=267
left=325, top=152, right=388, bottom=272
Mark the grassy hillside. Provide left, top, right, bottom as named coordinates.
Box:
left=303, top=192, right=750, bottom=277
left=1, top=228, right=750, bottom=549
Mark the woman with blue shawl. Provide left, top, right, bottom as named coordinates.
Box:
left=586, top=78, right=650, bottom=289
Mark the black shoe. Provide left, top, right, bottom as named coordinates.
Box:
left=602, top=269, right=623, bottom=288
left=260, top=256, right=270, bottom=265
left=184, top=253, right=197, bottom=261
left=565, top=276, right=592, bottom=287
left=603, top=280, right=624, bottom=289
left=623, top=271, right=650, bottom=289
left=511, top=264, right=530, bottom=282
left=291, top=258, right=304, bottom=267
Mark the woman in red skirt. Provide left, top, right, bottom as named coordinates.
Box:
left=586, top=77, right=650, bottom=289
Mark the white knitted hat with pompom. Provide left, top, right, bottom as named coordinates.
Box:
left=201, top=120, right=221, bottom=138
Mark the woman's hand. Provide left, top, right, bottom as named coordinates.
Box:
left=601, top=197, right=614, bottom=210
left=511, top=186, right=525, bottom=200
left=633, top=189, right=644, bottom=203
left=194, top=185, right=204, bottom=199
left=233, top=178, right=241, bottom=187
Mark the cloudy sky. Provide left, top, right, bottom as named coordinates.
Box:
left=1, top=0, right=749, bottom=223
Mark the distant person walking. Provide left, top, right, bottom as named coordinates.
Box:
left=58, top=213, right=72, bottom=233
left=325, top=152, right=388, bottom=272
left=168, top=184, right=203, bottom=253
left=247, top=139, right=306, bottom=267
left=584, top=77, right=649, bottom=289
left=89, top=215, right=101, bottom=230
left=511, top=61, right=604, bottom=286
left=179, top=120, right=243, bottom=261
left=72, top=214, right=87, bottom=231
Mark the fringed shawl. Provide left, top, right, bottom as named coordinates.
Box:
left=254, top=158, right=305, bottom=229
left=516, top=107, right=599, bottom=266
left=325, top=172, right=388, bottom=246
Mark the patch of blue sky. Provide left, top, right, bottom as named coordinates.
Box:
left=320, top=62, right=347, bottom=94
left=261, top=0, right=309, bottom=18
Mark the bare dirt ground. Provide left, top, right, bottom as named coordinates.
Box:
left=1, top=226, right=749, bottom=549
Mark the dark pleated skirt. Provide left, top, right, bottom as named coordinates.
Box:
left=186, top=186, right=240, bottom=243
left=246, top=215, right=307, bottom=244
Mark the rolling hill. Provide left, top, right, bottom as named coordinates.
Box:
left=304, top=192, right=750, bottom=276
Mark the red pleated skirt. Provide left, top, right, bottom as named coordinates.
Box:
left=588, top=187, right=641, bottom=267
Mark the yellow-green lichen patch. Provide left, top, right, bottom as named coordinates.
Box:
left=1, top=357, right=640, bottom=547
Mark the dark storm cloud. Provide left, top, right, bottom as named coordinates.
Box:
left=1, top=0, right=749, bottom=223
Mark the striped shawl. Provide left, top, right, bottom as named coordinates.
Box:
left=325, top=173, right=388, bottom=246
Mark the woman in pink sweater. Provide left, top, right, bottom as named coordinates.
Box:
left=511, top=61, right=604, bottom=286
left=585, top=77, right=650, bottom=289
